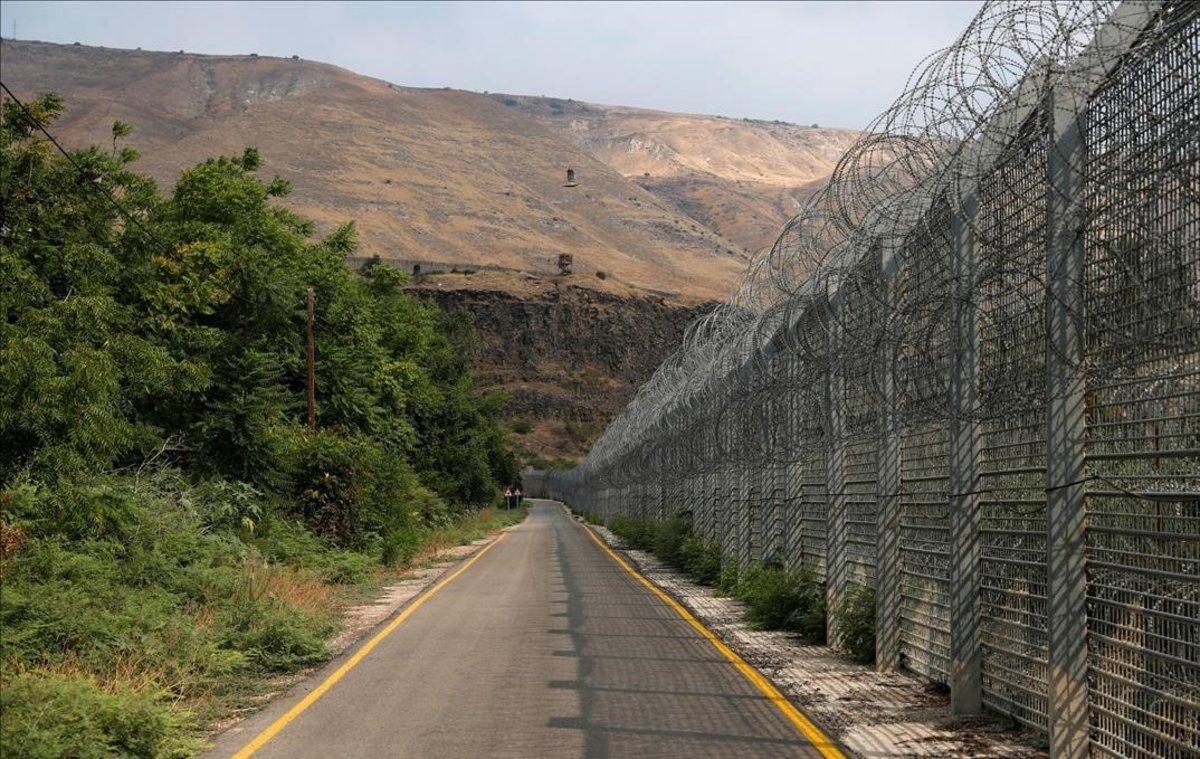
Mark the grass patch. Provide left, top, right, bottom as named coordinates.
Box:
left=679, top=536, right=723, bottom=585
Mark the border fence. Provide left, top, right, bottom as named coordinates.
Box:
left=535, top=2, right=1198, bottom=756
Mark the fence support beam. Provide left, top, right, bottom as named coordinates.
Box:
left=876, top=251, right=903, bottom=671
left=825, top=297, right=849, bottom=644
left=769, top=458, right=785, bottom=564
left=765, top=400, right=779, bottom=564
left=949, top=192, right=983, bottom=714
left=1044, top=82, right=1091, bottom=759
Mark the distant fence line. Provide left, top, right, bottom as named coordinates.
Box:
left=347, top=256, right=685, bottom=299
left=345, top=256, right=528, bottom=276
left=538, top=2, right=1199, bottom=757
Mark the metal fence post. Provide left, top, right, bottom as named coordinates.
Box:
left=876, top=250, right=903, bottom=671
left=707, top=467, right=717, bottom=543
left=826, top=295, right=849, bottom=643
left=772, top=386, right=788, bottom=565
left=1044, top=81, right=1091, bottom=759
left=734, top=462, right=746, bottom=564
left=949, top=192, right=983, bottom=714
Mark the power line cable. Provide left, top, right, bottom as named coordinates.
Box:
left=2, top=80, right=165, bottom=246
left=1, top=80, right=326, bottom=324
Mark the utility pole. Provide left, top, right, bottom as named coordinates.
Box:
left=306, top=287, right=317, bottom=434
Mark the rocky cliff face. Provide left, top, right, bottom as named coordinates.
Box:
left=411, top=281, right=712, bottom=461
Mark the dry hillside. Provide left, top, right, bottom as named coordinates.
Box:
left=492, top=94, right=860, bottom=256
left=1, top=39, right=857, bottom=457
left=1, top=40, right=754, bottom=301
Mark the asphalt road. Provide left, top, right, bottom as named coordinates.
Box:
left=208, top=500, right=829, bottom=758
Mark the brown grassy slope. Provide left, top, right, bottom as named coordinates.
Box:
left=1, top=40, right=749, bottom=300
left=491, top=94, right=860, bottom=256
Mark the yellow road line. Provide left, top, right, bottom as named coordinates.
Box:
left=230, top=531, right=510, bottom=758
left=578, top=522, right=847, bottom=759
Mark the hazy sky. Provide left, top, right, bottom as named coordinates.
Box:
left=1, top=1, right=983, bottom=129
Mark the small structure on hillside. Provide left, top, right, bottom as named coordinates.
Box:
left=563, top=168, right=578, bottom=187
left=557, top=253, right=573, bottom=275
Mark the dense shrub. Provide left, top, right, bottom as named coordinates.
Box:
left=651, top=514, right=691, bottom=569
left=833, top=583, right=876, bottom=664
left=0, top=477, right=330, bottom=681
left=600, top=512, right=833, bottom=645
left=735, top=564, right=806, bottom=629
left=607, top=515, right=732, bottom=590
left=0, top=670, right=202, bottom=759
left=380, top=528, right=425, bottom=567
left=724, top=562, right=828, bottom=640
left=608, top=515, right=655, bottom=551
left=679, top=536, right=722, bottom=585
left=785, top=565, right=827, bottom=644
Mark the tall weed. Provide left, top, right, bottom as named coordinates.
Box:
left=833, top=583, right=876, bottom=663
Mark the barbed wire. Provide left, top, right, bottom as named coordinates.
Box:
left=559, top=0, right=1197, bottom=488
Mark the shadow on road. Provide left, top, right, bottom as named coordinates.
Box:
left=547, top=511, right=822, bottom=758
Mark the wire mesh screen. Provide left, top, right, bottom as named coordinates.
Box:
left=975, top=105, right=1053, bottom=732
left=899, top=424, right=952, bottom=681
left=797, top=407, right=829, bottom=579
left=1082, top=5, right=1200, bottom=756
left=842, top=259, right=884, bottom=588
left=845, top=438, right=879, bottom=587
left=897, top=201, right=955, bottom=683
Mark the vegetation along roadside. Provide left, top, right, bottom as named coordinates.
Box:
left=0, top=93, right=521, bottom=757
left=604, top=512, right=876, bottom=664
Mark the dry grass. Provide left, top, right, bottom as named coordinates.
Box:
left=236, top=560, right=339, bottom=617
left=11, top=655, right=176, bottom=700
left=410, top=506, right=521, bottom=565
